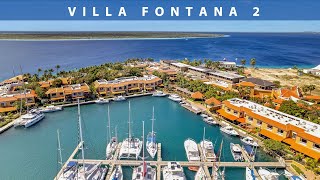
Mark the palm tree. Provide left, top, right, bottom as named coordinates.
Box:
left=37, top=68, right=42, bottom=76
left=55, top=65, right=61, bottom=75
left=241, top=59, right=246, bottom=66
left=308, top=85, right=316, bottom=95
left=250, top=58, right=256, bottom=69
left=302, top=85, right=309, bottom=95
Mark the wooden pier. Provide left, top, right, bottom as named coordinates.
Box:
left=56, top=142, right=285, bottom=180
left=0, top=121, right=14, bottom=134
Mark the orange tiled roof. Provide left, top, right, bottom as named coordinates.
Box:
left=245, top=109, right=287, bottom=130
left=304, top=95, right=320, bottom=101
left=205, top=97, right=221, bottom=106
left=191, top=91, right=204, bottom=99
left=238, top=81, right=255, bottom=87
left=0, top=107, right=17, bottom=113
left=46, top=87, right=64, bottom=94
left=280, top=86, right=300, bottom=98
left=223, top=101, right=242, bottom=111
left=217, top=109, right=238, bottom=121
left=260, top=129, right=285, bottom=142
left=0, top=96, right=17, bottom=102
left=272, top=99, right=284, bottom=104
left=297, top=132, right=320, bottom=144
left=290, top=142, right=320, bottom=160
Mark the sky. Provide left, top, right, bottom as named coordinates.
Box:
left=0, top=21, right=319, bottom=32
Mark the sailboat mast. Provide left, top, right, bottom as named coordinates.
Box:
left=57, top=129, right=63, bottom=168
left=77, top=99, right=85, bottom=177
left=142, top=121, right=145, bottom=161
left=203, top=127, right=205, bottom=143
left=107, top=105, right=111, bottom=142
left=128, top=101, right=131, bottom=139
left=151, top=106, right=155, bottom=134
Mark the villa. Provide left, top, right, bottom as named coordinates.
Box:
left=94, top=75, right=162, bottom=97
left=217, top=98, right=320, bottom=160
left=45, top=83, right=91, bottom=103
left=0, top=90, right=37, bottom=113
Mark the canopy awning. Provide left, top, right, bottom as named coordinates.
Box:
left=260, top=129, right=285, bottom=142
left=112, top=91, right=126, bottom=94
left=290, top=142, right=320, bottom=160
left=217, top=109, right=238, bottom=121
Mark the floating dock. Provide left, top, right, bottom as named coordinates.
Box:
left=56, top=142, right=285, bottom=180
left=0, top=121, right=14, bottom=134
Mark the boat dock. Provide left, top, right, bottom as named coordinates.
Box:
left=181, top=104, right=202, bottom=114
left=56, top=142, right=285, bottom=180
left=0, top=121, right=14, bottom=134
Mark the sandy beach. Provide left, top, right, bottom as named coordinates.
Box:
left=245, top=68, right=320, bottom=95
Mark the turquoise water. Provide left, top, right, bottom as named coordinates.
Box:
left=0, top=96, right=285, bottom=179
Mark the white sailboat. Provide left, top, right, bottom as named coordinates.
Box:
left=212, top=140, right=225, bottom=180
left=162, top=162, right=186, bottom=180
left=246, top=166, right=256, bottom=180
left=106, top=105, right=118, bottom=160
left=200, top=127, right=216, bottom=162
left=109, top=165, right=123, bottom=180
left=132, top=121, right=156, bottom=180
left=220, top=126, right=239, bottom=136
left=184, top=138, right=200, bottom=161
left=230, top=143, right=244, bottom=161
left=195, top=165, right=209, bottom=180
left=257, top=168, right=279, bottom=180
left=146, top=107, right=157, bottom=159
left=119, top=101, right=142, bottom=159
left=74, top=99, right=107, bottom=180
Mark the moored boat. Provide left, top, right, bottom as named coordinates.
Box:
left=39, top=105, right=63, bottom=113
left=113, top=96, right=126, bottom=101
left=14, top=110, right=45, bottom=128
left=246, top=166, right=256, bottom=180
left=200, top=127, right=216, bottom=162
left=162, top=162, right=186, bottom=180
left=241, top=136, right=259, bottom=147
left=106, top=106, right=118, bottom=160
left=220, top=126, right=239, bottom=136
left=146, top=107, right=157, bottom=159
left=195, top=165, right=209, bottom=180
left=258, top=168, right=279, bottom=180
left=95, top=97, right=109, bottom=104
left=203, top=117, right=217, bottom=125
left=284, top=170, right=305, bottom=180
left=168, top=94, right=182, bottom=102
left=230, top=143, right=244, bottom=161
left=184, top=138, right=200, bottom=161
left=152, top=91, right=167, bottom=97
left=109, top=165, right=123, bottom=180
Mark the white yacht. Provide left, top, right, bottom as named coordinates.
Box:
left=132, top=121, right=156, bottom=180
left=162, top=162, right=186, bottom=180
left=168, top=94, right=182, bottom=102
left=146, top=107, right=157, bottom=159
left=119, top=102, right=142, bottom=159
left=200, top=127, right=216, bottom=162
left=195, top=166, right=209, bottom=180
left=57, top=161, right=78, bottom=180
left=230, top=143, right=244, bottom=161
left=246, top=166, right=256, bottom=180
left=184, top=138, right=200, bottom=161
left=258, top=168, right=279, bottom=180
left=109, top=165, right=123, bottom=180
left=200, top=113, right=208, bottom=118
left=220, top=126, right=239, bottom=136
left=106, top=106, right=118, bottom=160
left=95, top=97, right=109, bottom=104
left=113, top=96, right=126, bottom=101
left=152, top=91, right=167, bottom=97
left=203, top=117, right=217, bottom=125
left=284, top=170, right=305, bottom=180
left=39, top=105, right=63, bottom=113
left=241, top=137, right=259, bottom=147
left=14, top=110, right=45, bottom=128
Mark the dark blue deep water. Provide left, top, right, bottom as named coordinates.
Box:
left=0, top=33, right=320, bottom=80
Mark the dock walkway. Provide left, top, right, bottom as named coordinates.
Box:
left=0, top=121, right=14, bottom=134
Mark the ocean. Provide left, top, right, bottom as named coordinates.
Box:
left=0, top=33, right=320, bottom=81
left=0, top=96, right=286, bottom=179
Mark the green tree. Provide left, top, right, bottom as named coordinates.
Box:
left=35, top=86, right=46, bottom=99
left=241, top=59, right=246, bottom=66
left=55, top=65, right=61, bottom=74
left=302, top=85, right=309, bottom=95
left=51, top=79, right=63, bottom=88
left=263, top=139, right=289, bottom=156
left=13, top=100, right=26, bottom=112
left=250, top=58, right=256, bottom=69
left=278, top=100, right=307, bottom=119
left=308, top=84, right=316, bottom=95
left=37, top=68, right=42, bottom=76
left=273, top=81, right=281, bottom=88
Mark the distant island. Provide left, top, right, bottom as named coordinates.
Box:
left=0, top=32, right=224, bottom=40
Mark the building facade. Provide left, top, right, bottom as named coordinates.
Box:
left=46, top=83, right=91, bottom=103
left=217, top=98, right=320, bottom=160
left=94, top=75, right=162, bottom=97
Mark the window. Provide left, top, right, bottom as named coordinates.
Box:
left=267, top=124, right=273, bottom=130
left=52, top=93, right=56, bottom=97
left=300, top=138, right=307, bottom=145
left=277, top=129, right=283, bottom=135
left=113, top=88, right=116, bottom=90
left=119, top=87, right=122, bottom=90
left=227, top=108, right=231, bottom=112
left=248, top=116, right=253, bottom=121
left=257, top=120, right=262, bottom=126
left=234, top=110, right=238, bottom=115
left=128, top=84, right=131, bottom=87
left=314, top=144, right=320, bottom=150
left=0, top=103, right=5, bottom=107
left=292, top=132, right=297, bottom=139
left=99, top=87, right=104, bottom=91
left=60, top=93, right=63, bottom=95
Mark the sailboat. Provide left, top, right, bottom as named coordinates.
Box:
left=74, top=99, right=107, bottom=180
left=200, top=127, right=216, bottom=162
left=56, top=129, right=77, bottom=180
left=109, top=165, right=123, bottom=180
left=195, top=165, right=209, bottom=180
left=106, top=105, right=118, bottom=160
left=132, top=121, right=156, bottom=180
left=146, top=106, right=157, bottom=159
left=119, top=101, right=142, bottom=159
left=211, top=140, right=225, bottom=180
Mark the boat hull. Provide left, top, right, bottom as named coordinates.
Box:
left=24, top=114, right=45, bottom=128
